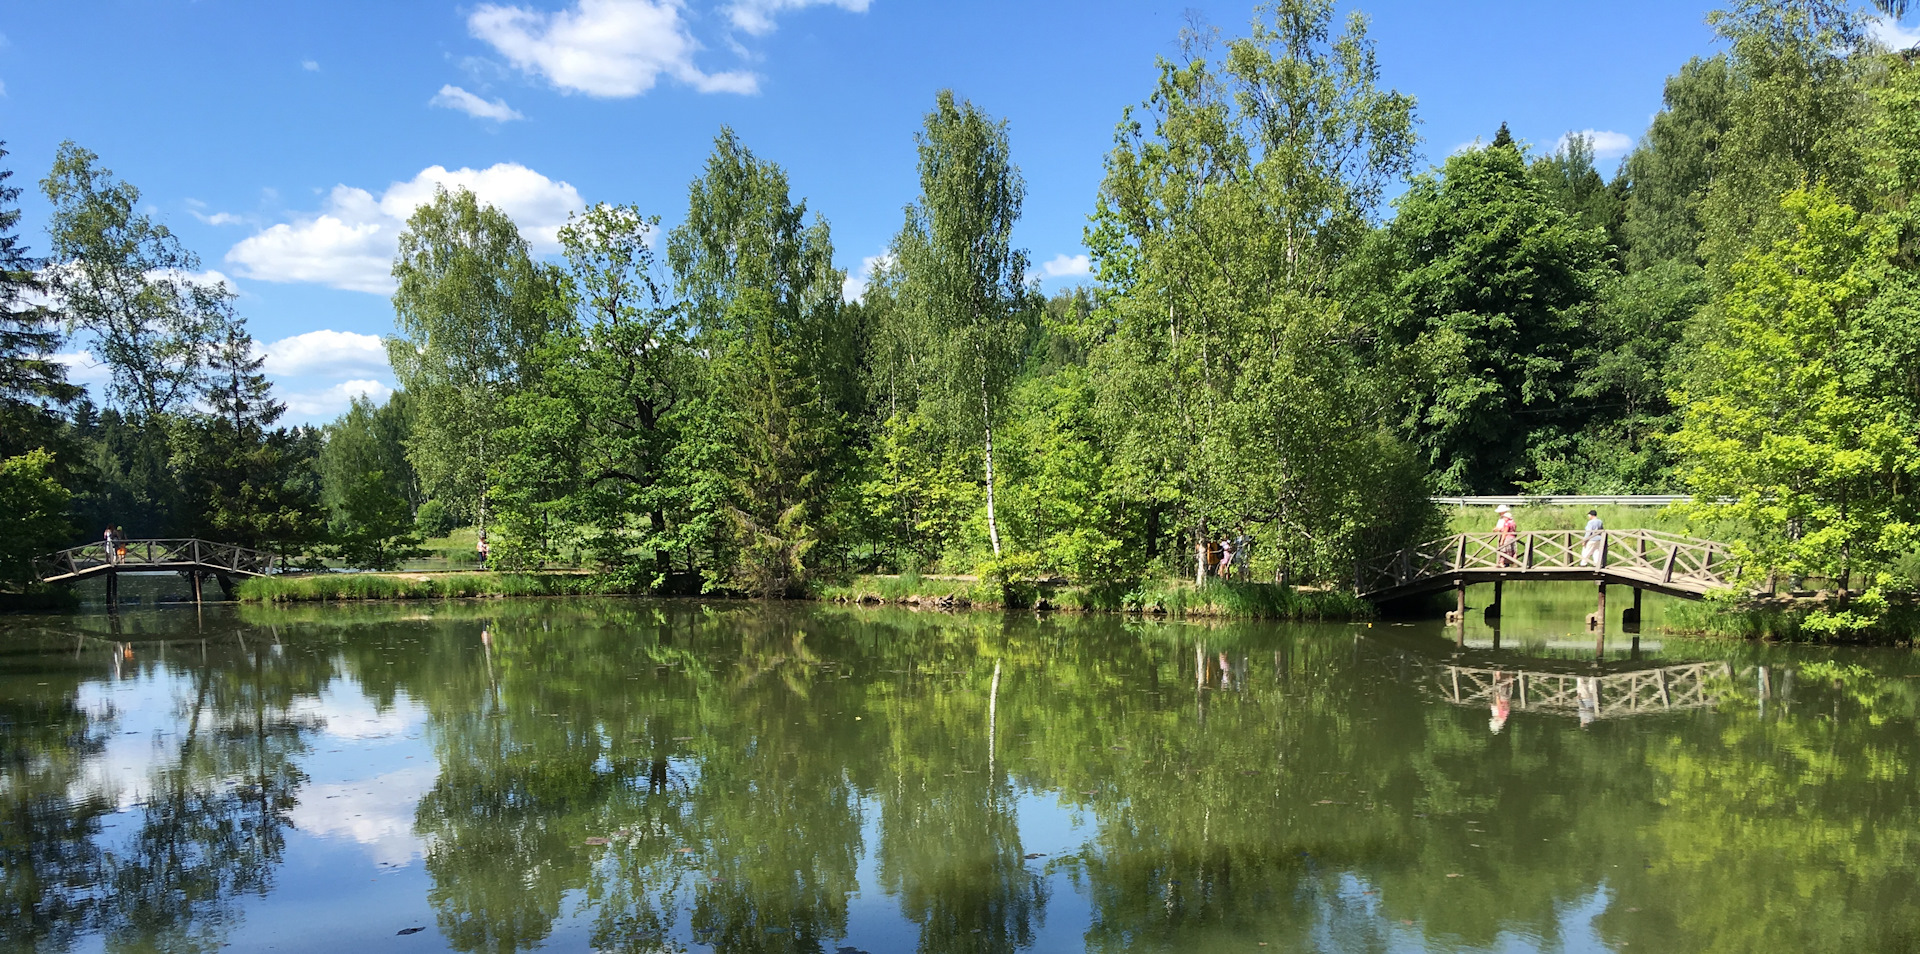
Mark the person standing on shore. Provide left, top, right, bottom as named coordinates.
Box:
left=1580, top=509, right=1606, bottom=567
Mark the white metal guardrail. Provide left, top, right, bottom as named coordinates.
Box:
left=1430, top=495, right=1693, bottom=507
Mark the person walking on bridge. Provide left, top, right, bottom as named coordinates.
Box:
left=1580, top=509, right=1605, bottom=567
left=1494, top=505, right=1518, bottom=567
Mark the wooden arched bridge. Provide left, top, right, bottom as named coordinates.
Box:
left=34, top=539, right=276, bottom=603
left=1357, top=529, right=1737, bottom=604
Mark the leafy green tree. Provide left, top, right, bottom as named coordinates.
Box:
left=1619, top=55, right=1733, bottom=269
left=1670, top=188, right=1920, bottom=624
left=415, top=498, right=456, bottom=537
left=1530, top=132, right=1628, bottom=257
left=318, top=392, right=419, bottom=523
left=40, top=142, right=226, bottom=420
left=389, top=187, right=564, bottom=536
left=0, top=449, right=71, bottom=589
left=1088, top=0, right=1428, bottom=585
left=1368, top=133, right=1611, bottom=493
left=172, top=322, right=325, bottom=555
left=856, top=411, right=976, bottom=573
left=0, top=141, right=81, bottom=462
left=668, top=130, right=852, bottom=594
left=325, top=469, right=426, bottom=570
left=891, top=91, right=1036, bottom=561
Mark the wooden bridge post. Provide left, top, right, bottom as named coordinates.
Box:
left=191, top=570, right=203, bottom=605
left=1590, top=582, right=1608, bottom=657
left=105, top=568, right=118, bottom=609
left=1622, top=587, right=1643, bottom=628
left=1487, top=580, right=1503, bottom=620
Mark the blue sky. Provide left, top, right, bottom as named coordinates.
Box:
left=3, top=0, right=1915, bottom=423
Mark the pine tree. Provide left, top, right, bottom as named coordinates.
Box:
left=174, top=322, right=323, bottom=555
left=0, top=141, right=82, bottom=460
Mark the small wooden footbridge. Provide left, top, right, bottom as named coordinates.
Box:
left=34, top=539, right=275, bottom=603
left=1357, top=529, right=1737, bottom=604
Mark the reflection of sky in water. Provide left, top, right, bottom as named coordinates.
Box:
left=9, top=600, right=1920, bottom=954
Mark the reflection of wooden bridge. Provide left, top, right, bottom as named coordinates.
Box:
left=1360, top=639, right=1731, bottom=722
left=34, top=539, right=275, bottom=603
left=1357, top=530, right=1738, bottom=607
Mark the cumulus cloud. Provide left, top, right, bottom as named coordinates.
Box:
left=289, top=765, right=438, bottom=866
left=842, top=252, right=894, bottom=301
left=725, top=0, right=871, bottom=36
left=431, top=84, right=525, bottom=121
left=50, top=351, right=112, bottom=389
left=302, top=59, right=320, bottom=71
left=281, top=379, right=394, bottom=420
left=193, top=211, right=244, bottom=226
left=1555, top=129, right=1634, bottom=160
left=470, top=0, right=758, bottom=97
left=260, top=329, right=390, bottom=377
left=225, top=163, right=583, bottom=294
left=1872, top=15, right=1920, bottom=50
left=1040, top=253, right=1092, bottom=279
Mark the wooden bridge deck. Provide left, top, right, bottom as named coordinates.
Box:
left=34, top=539, right=275, bottom=584
left=1357, top=529, right=1737, bottom=603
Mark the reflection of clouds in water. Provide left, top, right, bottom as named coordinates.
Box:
left=290, top=682, right=425, bottom=742
left=73, top=672, right=193, bottom=809
left=290, top=765, right=440, bottom=867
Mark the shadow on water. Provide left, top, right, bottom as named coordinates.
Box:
left=1, top=597, right=1917, bottom=953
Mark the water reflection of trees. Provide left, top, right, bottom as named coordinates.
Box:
left=0, top=624, right=330, bottom=953
left=8, top=602, right=1920, bottom=953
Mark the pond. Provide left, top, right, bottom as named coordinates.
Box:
left=2, top=588, right=1916, bottom=953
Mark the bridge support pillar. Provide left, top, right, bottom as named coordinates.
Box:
left=191, top=571, right=203, bottom=605
left=1589, top=582, right=1608, bottom=656
left=105, top=569, right=118, bottom=609
left=1485, top=581, right=1503, bottom=620
left=1452, top=582, right=1467, bottom=647
left=1621, top=588, right=1642, bottom=630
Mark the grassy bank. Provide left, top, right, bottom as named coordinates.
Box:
left=236, top=571, right=631, bottom=603
left=1442, top=503, right=1694, bottom=536
left=1662, top=596, right=1920, bottom=644
left=817, top=574, right=1373, bottom=621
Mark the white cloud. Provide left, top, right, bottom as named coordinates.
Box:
left=725, top=0, right=871, bottom=36
left=1555, top=129, right=1634, bottom=160
left=260, top=329, right=389, bottom=377
left=1040, top=253, right=1092, bottom=279
left=193, top=210, right=244, bottom=226
left=50, top=351, right=112, bottom=389
left=0, top=80, right=7, bottom=98
left=302, top=59, right=320, bottom=72
left=430, top=84, right=525, bottom=122
left=841, top=252, right=893, bottom=301
left=225, top=163, right=583, bottom=294
left=470, top=0, right=759, bottom=97
left=1872, top=16, right=1920, bottom=50
left=282, top=379, right=394, bottom=420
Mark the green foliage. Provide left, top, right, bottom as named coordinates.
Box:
left=318, top=393, right=418, bottom=522
left=235, top=570, right=622, bottom=602
left=415, top=499, right=455, bottom=537
left=389, top=187, right=565, bottom=531
left=0, top=450, right=72, bottom=589
left=0, top=141, right=81, bottom=462
left=1370, top=132, right=1612, bottom=493
left=1088, top=0, right=1429, bottom=586
left=325, top=469, right=426, bottom=571
left=1670, top=189, right=1920, bottom=613
left=856, top=411, right=976, bottom=573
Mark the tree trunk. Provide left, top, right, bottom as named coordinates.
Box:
left=982, top=382, right=1002, bottom=558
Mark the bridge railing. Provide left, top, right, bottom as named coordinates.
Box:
left=1357, top=529, right=1738, bottom=596
left=34, top=539, right=278, bottom=582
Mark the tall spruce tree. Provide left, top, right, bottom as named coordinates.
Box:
left=0, top=141, right=81, bottom=461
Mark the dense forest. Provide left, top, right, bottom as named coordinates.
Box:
left=3, top=0, right=1919, bottom=629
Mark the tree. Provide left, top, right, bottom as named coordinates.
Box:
left=172, top=322, right=324, bottom=555
left=1670, top=189, right=1920, bottom=625
left=40, top=143, right=225, bottom=420
left=0, top=449, right=71, bottom=590
left=891, top=91, right=1036, bottom=561
left=318, top=393, right=419, bottom=524
left=325, top=469, right=425, bottom=570
left=1088, top=0, right=1429, bottom=585
left=667, top=130, right=852, bottom=594
left=388, top=187, right=564, bottom=536
left=1619, top=56, right=1733, bottom=269
left=0, top=141, right=81, bottom=461
left=1368, top=132, right=1611, bottom=494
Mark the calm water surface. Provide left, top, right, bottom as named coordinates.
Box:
left=2, top=588, right=1917, bottom=953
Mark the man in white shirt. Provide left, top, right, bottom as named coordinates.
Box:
left=1580, top=509, right=1605, bottom=567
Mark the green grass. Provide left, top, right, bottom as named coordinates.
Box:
left=1441, top=503, right=1695, bottom=537
left=814, top=573, right=1002, bottom=607
left=236, top=571, right=631, bottom=603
